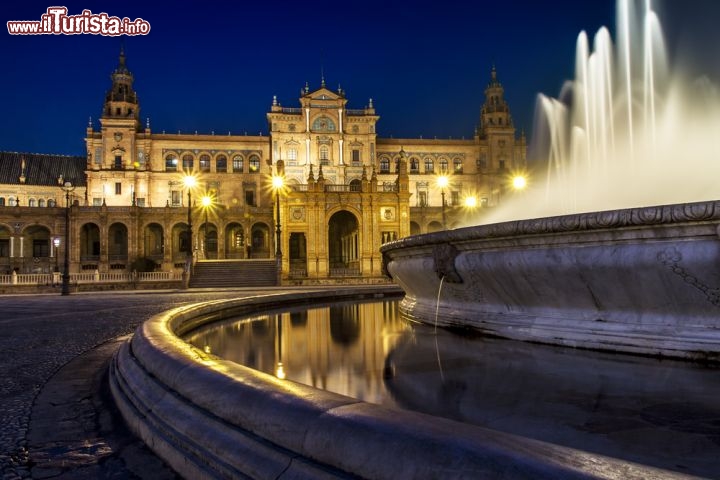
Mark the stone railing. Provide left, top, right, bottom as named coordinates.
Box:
left=0, top=271, right=183, bottom=286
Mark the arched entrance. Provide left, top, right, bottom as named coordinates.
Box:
left=108, top=222, right=128, bottom=266
left=22, top=225, right=52, bottom=273
left=225, top=222, right=245, bottom=259
left=427, top=221, right=443, bottom=233
left=144, top=223, right=164, bottom=263
left=200, top=223, right=217, bottom=259
left=410, top=221, right=421, bottom=235
left=250, top=223, right=270, bottom=259
left=328, top=210, right=359, bottom=276
left=80, top=223, right=101, bottom=266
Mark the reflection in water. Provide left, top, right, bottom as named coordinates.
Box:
left=183, top=300, right=720, bottom=478
left=184, top=301, right=411, bottom=404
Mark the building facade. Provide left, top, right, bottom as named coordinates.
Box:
left=0, top=51, right=525, bottom=283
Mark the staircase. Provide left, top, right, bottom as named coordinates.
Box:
left=189, top=260, right=278, bottom=288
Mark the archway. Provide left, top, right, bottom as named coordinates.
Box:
left=328, top=210, right=359, bottom=275
left=250, top=223, right=270, bottom=258
left=225, top=222, right=245, bottom=259
left=144, top=223, right=165, bottom=262
left=23, top=225, right=52, bottom=273
left=108, top=222, right=128, bottom=265
left=410, top=221, right=421, bottom=235
left=427, top=221, right=443, bottom=233
left=80, top=223, right=101, bottom=263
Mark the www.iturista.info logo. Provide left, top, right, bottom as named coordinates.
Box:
left=7, top=7, right=151, bottom=36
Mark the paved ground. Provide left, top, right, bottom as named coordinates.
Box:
left=0, top=288, right=303, bottom=480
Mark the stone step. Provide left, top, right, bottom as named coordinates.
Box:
left=189, top=260, right=277, bottom=288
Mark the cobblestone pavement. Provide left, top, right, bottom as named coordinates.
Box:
left=0, top=288, right=301, bottom=480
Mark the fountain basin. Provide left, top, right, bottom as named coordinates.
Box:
left=381, top=200, right=720, bottom=361
left=108, top=287, right=688, bottom=479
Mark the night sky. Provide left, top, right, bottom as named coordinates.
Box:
left=1, top=1, right=718, bottom=157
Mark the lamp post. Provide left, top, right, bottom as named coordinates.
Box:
left=201, top=195, right=212, bottom=259
left=53, top=237, right=60, bottom=272
left=183, top=175, right=196, bottom=281
left=437, top=174, right=449, bottom=229
left=60, top=181, right=75, bottom=296
left=272, top=174, right=284, bottom=258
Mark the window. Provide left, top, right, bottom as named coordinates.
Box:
left=93, top=198, right=102, bottom=206
left=379, top=157, right=390, bottom=173
left=28, top=198, right=36, bottom=207
left=38, top=199, right=45, bottom=207
left=115, top=182, right=122, bottom=195
left=182, top=154, right=194, bottom=170
left=349, top=179, right=361, bottom=192
left=216, top=155, right=227, bottom=173
left=453, top=158, right=463, bottom=173
left=0, top=239, right=8, bottom=257
left=410, top=158, right=419, bottom=173
left=48, top=199, right=56, bottom=207
left=352, top=149, right=360, bottom=165
left=137, top=198, right=145, bottom=207
left=311, top=116, right=336, bottom=132
left=245, top=190, right=255, bottom=206
left=232, top=155, right=244, bottom=173
left=199, top=154, right=211, bottom=172
left=9, top=197, right=15, bottom=207
left=171, top=190, right=181, bottom=206
left=114, top=155, right=123, bottom=169
left=439, top=158, right=448, bottom=173
left=0, top=197, right=4, bottom=206
left=319, top=146, right=329, bottom=165
left=33, top=239, right=50, bottom=257
left=481, top=197, right=489, bottom=207
left=249, top=155, right=260, bottom=173
left=165, top=154, right=178, bottom=171
left=451, top=191, right=459, bottom=207
left=418, top=191, right=427, bottom=207
left=499, top=159, right=506, bottom=171
left=424, top=158, right=434, bottom=173
left=288, top=148, right=297, bottom=165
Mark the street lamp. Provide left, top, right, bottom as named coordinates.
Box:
left=437, top=174, right=449, bottom=229
left=60, top=181, right=75, bottom=296
left=53, top=237, right=60, bottom=273
left=201, top=194, right=212, bottom=259
left=183, top=175, right=196, bottom=265
left=272, top=174, right=284, bottom=258
left=511, top=174, right=527, bottom=191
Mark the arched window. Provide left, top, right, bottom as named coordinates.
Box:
left=28, top=198, right=37, bottom=207
left=38, top=199, right=46, bottom=207
left=8, top=197, right=16, bottom=207
left=216, top=155, right=227, bottom=173
left=232, top=155, right=244, bottom=173
left=199, top=154, right=211, bottom=172
left=249, top=155, right=260, bottom=173
left=439, top=158, right=448, bottom=173
left=409, top=158, right=419, bottom=173
left=312, top=116, right=336, bottom=132
left=379, top=157, right=390, bottom=173
left=182, top=154, right=194, bottom=170
left=424, top=158, right=434, bottom=173
left=165, top=154, right=178, bottom=171
left=453, top=157, right=463, bottom=173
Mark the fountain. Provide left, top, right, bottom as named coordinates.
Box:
left=381, top=0, right=720, bottom=360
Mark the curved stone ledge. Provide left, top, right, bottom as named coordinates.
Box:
left=109, top=287, right=689, bottom=479
left=382, top=200, right=720, bottom=361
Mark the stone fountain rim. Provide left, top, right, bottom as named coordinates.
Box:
left=381, top=199, right=720, bottom=253
left=109, top=286, right=693, bottom=480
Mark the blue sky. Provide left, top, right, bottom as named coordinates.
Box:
left=1, top=1, right=718, bottom=156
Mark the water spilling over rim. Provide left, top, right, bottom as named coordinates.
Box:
left=485, top=0, right=720, bottom=225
